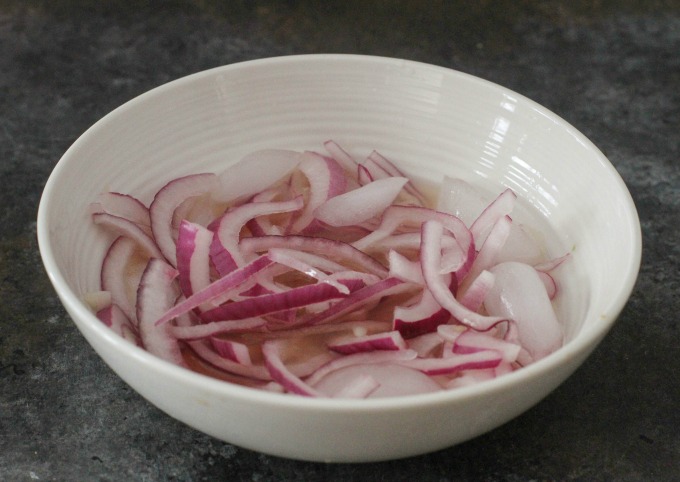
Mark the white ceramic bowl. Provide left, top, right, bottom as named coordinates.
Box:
left=38, top=55, right=641, bottom=462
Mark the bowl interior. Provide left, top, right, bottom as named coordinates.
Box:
left=40, top=55, right=639, bottom=346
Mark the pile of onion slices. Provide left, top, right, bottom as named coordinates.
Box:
left=87, top=141, right=567, bottom=398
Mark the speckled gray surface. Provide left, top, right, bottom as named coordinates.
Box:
left=1, top=1, right=679, bottom=480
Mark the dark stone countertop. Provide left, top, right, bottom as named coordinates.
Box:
left=1, top=1, right=679, bottom=480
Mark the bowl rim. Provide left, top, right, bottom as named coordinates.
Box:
left=37, top=53, right=642, bottom=411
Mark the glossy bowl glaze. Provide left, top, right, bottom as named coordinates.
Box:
left=38, top=55, right=641, bottom=462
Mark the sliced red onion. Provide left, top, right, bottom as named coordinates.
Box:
left=485, top=261, right=563, bottom=361
left=154, top=255, right=273, bottom=326
left=445, top=370, right=496, bottom=388
left=136, top=258, right=185, bottom=366
left=496, top=223, right=545, bottom=265
left=305, top=349, right=418, bottom=387
left=440, top=340, right=456, bottom=358
left=93, top=191, right=151, bottom=233
left=176, top=220, right=213, bottom=298
left=168, top=318, right=266, bottom=340
left=393, top=288, right=451, bottom=339
left=357, top=164, right=374, bottom=185
left=439, top=235, right=468, bottom=275
left=364, top=150, right=428, bottom=206
left=210, top=338, right=253, bottom=365
left=96, top=303, right=140, bottom=345
left=175, top=311, right=272, bottom=380
left=388, top=249, right=424, bottom=284
left=328, top=330, right=407, bottom=354
left=288, top=152, right=347, bottom=233
left=214, top=149, right=302, bottom=203
left=453, top=329, right=521, bottom=363
left=240, top=234, right=388, bottom=278
left=91, top=141, right=568, bottom=398
left=436, top=176, right=487, bottom=226
left=375, top=232, right=420, bottom=252
left=171, top=192, right=219, bottom=230
left=261, top=320, right=392, bottom=342
left=210, top=196, right=304, bottom=276
left=100, top=236, right=140, bottom=323
left=283, top=351, right=340, bottom=379
left=266, top=247, right=350, bottom=292
left=188, top=338, right=272, bottom=381
left=200, top=279, right=357, bottom=322
left=93, top=212, right=163, bottom=260
left=314, top=364, right=441, bottom=398
left=332, top=374, right=380, bottom=399
left=302, top=277, right=408, bottom=326
left=323, top=140, right=359, bottom=176
left=353, top=206, right=473, bottom=264
left=470, top=188, right=516, bottom=245
left=458, top=270, right=495, bottom=311
left=361, top=153, right=391, bottom=181
left=406, top=332, right=445, bottom=358
left=400, top=350, right=502, bottom=376
left=537, top=270, right=558, bottom=300
left=262, top=340, right=322, bottom=397
left=149, top=173, right=219, bottom=266
left=501, top=320, right=533, bottom=366
left=246, top=211, right=283, bottom=237
left=83, top=290, right=112, bottom=313
left=436, top=324, right=466, bottom=342
left=534, top=253, right=571, bottom=273
left=315, top=177, right=408, bottom=227
left=463, top=215, right=512, bottom=289
left=420, top=220, right=504, bottom=331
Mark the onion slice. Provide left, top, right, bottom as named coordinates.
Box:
left=484, top=261, right=563, bottom=361
left=92, top=192, right=151, bottom=233
left=470, top=188, right=516, bottom=245
left=154, top=255, right=273, bottom=326
left=262, top=341, right=322, bottom=397
left=200, top=280, right=358, bottom=322
left=100, top=236, right=141, bottom=323
left=96, top=303, right=139, bottom=345
left=209, top=196, right=303, bottom=275
left=210, top=338, right=253, bottom=365
left=393, top=288, right=451, bottom=339
left=420, top=220, right=504, bottom=331
left=305, top=349, right=418, bottom=386
left=400, top=350, right=502, bottom=376
left=240, top=235, right=388, bottom=278
left=328, top=330, right=407, bottom=354
left=93, top=213, right=163, bottom=260
left=150, top=173, right=219, bottom=266
left=314, top=177, right=408, bottom=227
left=214, top=149, right=302, bottom=203
left=288, top=152, right=347, bottom=233
left=176, top=220, right=213, bottom=298
left=136, top=259, right=185, bottom=366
